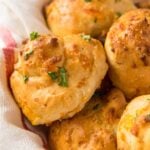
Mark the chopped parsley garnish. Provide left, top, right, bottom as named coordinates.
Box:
left=115, top=0, right=121, bottom=2
left=58, top=67, right=68, bottom=87
left=94, top=17, right=97, bottom=23
left=30, top=32, right=39, bottom=41
left=81, top=34, right=91, bottom=42
left=48, top=67, right=68, bottom=87
left=23, top=75, right=29, bottom=83
left=48, top=72, right=58, bottom=80
left=116, top=12, right=122, bottom=17
left=24, top=50, right=34, bottom=60
left=85, top=0, right=92, bottom=2
left=145, top=114, right=150, bottom=122
left=147, top=98, right=150, bottom=101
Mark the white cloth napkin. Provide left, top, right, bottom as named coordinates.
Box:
left=0, top=0, right=50, bottom=149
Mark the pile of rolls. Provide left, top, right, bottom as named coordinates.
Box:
left=10, top=0, right=150, bottom=149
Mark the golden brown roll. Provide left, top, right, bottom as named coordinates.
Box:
left=49, top=88, right=127, bottom=150
left=117, top=95, right=150, bottom=150
left=105, top=9, right=150, bottom=99
left=45, top=0, right=136, bottom=38
left=10, top=33, right=108, bottom=125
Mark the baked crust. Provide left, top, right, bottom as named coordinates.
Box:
left=49, top=88, right=126, bottom=150
left=105, top=9, right=150, bottom=99
left=117, top=95, right=150, bottom=150
left=10, top=34, right=108, bottom=125
left=45, top=0, right=135, bottom=38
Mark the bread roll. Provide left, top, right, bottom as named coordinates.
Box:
left=10, top=33, right=108, bottom=125
left=117, top=95, right=150, bottom=150
left=45, top=0, right=136, bottom=38
left=49, top=88, right=126, bottom=150
left=105, top=9, right=150, bottom=99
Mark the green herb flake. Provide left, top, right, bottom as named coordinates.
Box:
left=23, top=75, right=29, bottom=83
left=48, top=67, right=68, bottom=87
left=147, top=98, right=150, bottom=101
left=116, top=12, right=122, bottom=18
left=24, top=50, right=34, bottom=60
left=48, top=72, right=58, bottom=80
left=58, top=67, right=68, bottom=87
left=81, top=34, right=91, bottom=42
left=30, top=32, right=39, bottom=41
left=145, top=114, right=150, bottom=122
left=115, top=0, right=121, bottom=2
left=94, top=17, right=97, bottom=23
left=85, top=0, right=92, bottom=2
